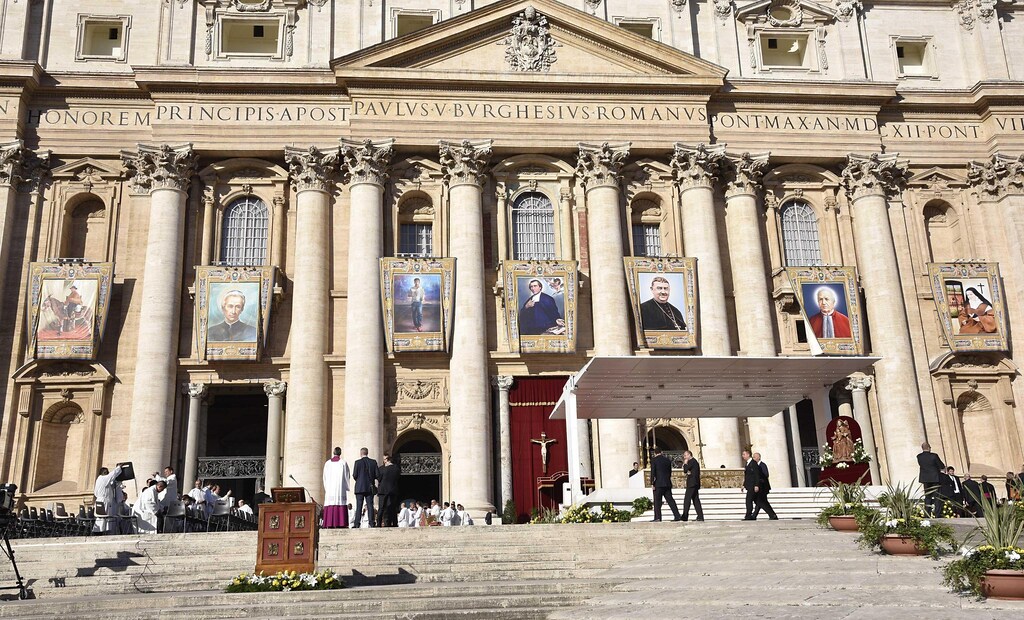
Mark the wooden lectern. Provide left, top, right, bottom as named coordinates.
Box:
left=255, top=487, right=318, bottom=575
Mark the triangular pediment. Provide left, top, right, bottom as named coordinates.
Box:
left=51, top=157, right=122, bottom=179
left=735, top=0, right=838, bottom=23
left=908, top=167, right=968, bottom=186
left=333, top=0, right=726, bottom=88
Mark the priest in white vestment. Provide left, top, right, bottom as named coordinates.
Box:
left=440, top=502, right=455, bottom=526
left=93, top=465, right=123, bottom=534
left=322, top=447, right=351, bottom=528
left=133, top=480, right=165, bottom=534
left=411, top=501, right=424, bottom=527
left=161, top=467, right=178, bottom=508
left=397, top=503, right=411, bottom=528
left=456, top=503, right=473, bottom=526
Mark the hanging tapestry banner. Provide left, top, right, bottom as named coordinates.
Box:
left=787, top=266, right=865, bottom=356
left=624, top=256, right=698, bottom=350
left=501, top=260, right=578, bottom=354
left=380, top=257, right=455, bottom=353
left=927, top=262, right=1008, bottom=352
left=195, top=265, right=275, bottom=361
left=28, top=262, right=114, bottom=360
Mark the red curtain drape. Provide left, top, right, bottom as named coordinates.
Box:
left=509, top=376, right=569, bottom=523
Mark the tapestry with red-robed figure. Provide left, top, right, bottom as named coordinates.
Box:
left=510, top=376, right=569, bottom=523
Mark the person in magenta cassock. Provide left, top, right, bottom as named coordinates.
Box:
left=322, top=447, right=351, bottom=528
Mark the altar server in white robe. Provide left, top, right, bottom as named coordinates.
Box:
left=134, top=480, right=165, bottom=534
left=93, top=465, right=123, bottom=534
left=411, top=501, right=424, bottom=527
left=456, top=504, right=473, bottom=526
left=397, top=502, right=412, bottom=528
left=440, top=502, right=455, bottom=526
left=322, top=447, right=352, bottom=528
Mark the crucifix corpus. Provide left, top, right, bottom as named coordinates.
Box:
left=531, top=431, right=558, bottom=475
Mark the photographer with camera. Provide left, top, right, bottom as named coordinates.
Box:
left=93, top=464, right=123, bottom=534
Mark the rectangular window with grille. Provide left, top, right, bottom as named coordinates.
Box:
left=399, top=223, right=433, bottom=256
left=632, top=223, right=661, bottom=257
left=511, top=193, right=556, bottom=260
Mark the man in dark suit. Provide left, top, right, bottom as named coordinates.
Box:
left=376, top=452, right=400, bottom=527
left=916, top=442, right=945, bottom=517
left=352, top=447, right=378, bottom=528
left=681, top=450, right=703, bottom=521
left=962, top=473, right=982, bottom=517
left=750, top=452, right=778, bottom=520
left=944, top=466, right=965, bottom=517
left=742, top=450, right=777, bottom=520
left=980, top=475, right=997, bottom=511
left=650, top=448, right=681, bottom=522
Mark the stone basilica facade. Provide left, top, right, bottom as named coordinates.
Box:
left=1, top=0, right=1023, bottom=513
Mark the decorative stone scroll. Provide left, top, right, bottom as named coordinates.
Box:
left=967, top=153, right=1024, bottom=197
left=841, top=152, right=908, bottom=200
left=670, top=143, right=726, bottom=192
left=439, top=139, right=492, bottom=187
left=284, top=145, right=341, bottom=193
left=120, top=144, right=197, bottom=194
left=501, top=7, right=558, bottom=72
left=723, top=151, right=770, bottom=198
left=340, top=138, right=394, bottom=186
left=576, top=142, right=630, bottom=190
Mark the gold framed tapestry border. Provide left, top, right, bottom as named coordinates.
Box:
left=624, top=256, right=698, bottom=350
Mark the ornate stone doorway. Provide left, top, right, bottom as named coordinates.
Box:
left=200, top=391, right=267, bottom=504
left=394, top=431, right=443, bottom=505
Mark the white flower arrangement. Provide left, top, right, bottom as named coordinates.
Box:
left=1007, top=550, right=1022, bottom=562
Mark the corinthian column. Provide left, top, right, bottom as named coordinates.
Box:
left=283, top=145, right=340, bottom=500
left=672, top=143, right=740, bottom=469
left=722, top=152, right=791, bottom=486
left=340, top=139, right=393, bottom=463
left=441, top=139, right=494, bottom=513
left=122, top=144, right=197, bottom=486
left=264, top=380, right=286, bottom=490
left=845, top=375, right=881, bottom=484
left=576, top=142, right=638, bottom=488
left=843, top=153, right=926, bottom=483
left=0, top=142, right=49, bottom=324
left=182, top=382, right=207, bottom=491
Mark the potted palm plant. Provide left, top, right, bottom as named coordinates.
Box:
left=857, top=481, right=955, bottom=558
left=943, top=492, right=1024, bottom=600
left=816, top=480, right=874, bottom=532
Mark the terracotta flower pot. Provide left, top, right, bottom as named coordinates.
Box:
left=828, top=515, right=859, bottom=532
left=981, top=569, right=1024, bottom=600
left=880, top=534, right=927, bottom=555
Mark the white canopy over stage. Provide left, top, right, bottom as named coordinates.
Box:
left=549, top=356, right=880, bottom=502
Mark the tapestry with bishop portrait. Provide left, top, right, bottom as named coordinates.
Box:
left=624, top=257, right=698, bottom=350
left=787, top=266, right=864, bottom=356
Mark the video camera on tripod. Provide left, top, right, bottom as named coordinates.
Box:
left=0, top=483, right=27, bottom=599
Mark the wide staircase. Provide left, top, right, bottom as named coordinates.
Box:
left=633, top=485, right=885, bottom=521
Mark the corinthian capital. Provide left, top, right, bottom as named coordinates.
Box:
left=492, top=375, right=514, bottom=391
left=576, top=142, right=630, bottom=190
left=967, top=153, right=1024, bottom=198
left=845, top=375, right=872, bottom=392
left=264, top=380, right=287, bottom=397
left=121, top=144, right=197, bottom=195
left=340, top=138, right=394, bottom=186
left=724, top=151, right=770, bottom=198
left=183, top=382, right=207, bottom=399
left=0, top=140, right=52, bottom=192
left=671, top=143, right=726, bottom=192
left=439, top=139, right=492, bottom=187
left=285, top=145, right=341, bottom=193
left=841, top=152, right=908, bottom=201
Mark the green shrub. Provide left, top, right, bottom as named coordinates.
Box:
left=630, top=496, right=653, bottom=517
left=502, top=499, right=517, bottom=525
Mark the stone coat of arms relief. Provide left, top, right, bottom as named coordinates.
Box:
left=501, top=7, right=559, bottom=72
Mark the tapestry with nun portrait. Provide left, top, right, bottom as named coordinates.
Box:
left=501, top=261, right=578, bottom=354
left=927, top=262, right=1009, bottom=352
left=28, top=261, right=114, bottom=360
left=786, top=266, right=865, bottom=356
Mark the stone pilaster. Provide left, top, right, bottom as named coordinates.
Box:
left=441, top=139, right=495, bottom=513
left=671, top=143, right=740, bottom=469
left=182, top=382, right=207, bottom=490
left=722, top=151, right=791, bottom=486
left=845, top=375, right=881, bottom=484
left=264, top=380, right=287, bottom=490
left=493, top=375, right=514, bottom=511
left=0, top=141, right=50, bottom=325
left=842, top=152, right=925, bottom=484
left=283, top=145, right=340, bottom=500
left=340, top=139, right=393, bottom=464
left=122, top=144, right=197, bottom=491
left=576, top=142, right=638, bottom=488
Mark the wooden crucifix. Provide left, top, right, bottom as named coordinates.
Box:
left=531, top=431, right=558, bottom=475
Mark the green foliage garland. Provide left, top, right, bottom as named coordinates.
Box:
left=226, top=569, right=344, bottom=593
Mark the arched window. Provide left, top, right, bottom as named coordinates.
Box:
left=780, top=200, right=823, bottom=266
left=924, top=201, right=959, bottom=262
left=63, top=199, right=106, bottom=260
left=631, top=198, right=662, bottom=257
left=220, top=196, right=269, bottom=266
left=511, top=192, right=556, bottom=260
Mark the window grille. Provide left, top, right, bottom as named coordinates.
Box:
left=780, top=200, right=823, bottom=266
left=399, top=223, right=433, bottom=256
left=631, top=223, right=662, bottom=257
left=220, top=196, right=269, bottom=266
left=511, top=192, right=556, bottom=260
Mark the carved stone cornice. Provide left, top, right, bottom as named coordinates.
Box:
left=340, top=138, right=394, bottom=187
left=183, top=382, right=208, bottom=399
left=263, top=380, right=287, bottom=397
left=967, top=153, right=1024, bottom=198
left=284, top=145, right=341, bottom=193
left=670, top=143, right=726, bottom=192
left=576, top=142, right=630, bottom=190
left=0, top=140, right=52, bottom=193
left=121, top=144, right=197, bottom=195
left=841, top=153, right=908, bottom=201
left=492, top=375, right=514, bottom=391
left=439, top=139, right=492, bottom=188
left=846, top=375, right=873, bottom=392
left=724, top=151, right=770, bottom=199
